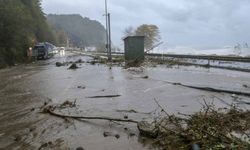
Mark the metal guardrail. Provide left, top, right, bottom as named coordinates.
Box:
left=76, top=51, right=250, bottom=63
left=145, top=53, right=250, bottom=63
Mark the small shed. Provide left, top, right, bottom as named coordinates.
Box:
left=123, top=36, right=145, bottom=62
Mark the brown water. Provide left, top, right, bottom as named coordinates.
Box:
left=0, top=52, right=250, bottom=149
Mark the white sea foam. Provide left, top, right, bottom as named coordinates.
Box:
left=152, top=46, right=250, bottom=57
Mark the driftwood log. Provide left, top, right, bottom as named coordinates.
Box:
left=86, top=95, right=121, bottom=98
left=46, top=108, right=138, bottom=124
left=158, top=80, right=250, bottom=97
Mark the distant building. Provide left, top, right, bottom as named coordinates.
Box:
left=85, top=47, right=96, bottom=52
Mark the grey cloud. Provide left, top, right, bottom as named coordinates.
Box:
left=42, top=0, right=250, bottom=48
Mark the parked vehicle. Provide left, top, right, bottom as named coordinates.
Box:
left=59, top=47, right=66, bottom=51
left=33, top=42, right=55, bottom=59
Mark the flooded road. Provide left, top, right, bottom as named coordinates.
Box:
left=1, top=52, right=250, bottom=149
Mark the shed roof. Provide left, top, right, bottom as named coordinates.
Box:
left=123, top=36, right=145, bottom=41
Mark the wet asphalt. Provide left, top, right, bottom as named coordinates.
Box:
left=0, top=51, right=250, bottom=149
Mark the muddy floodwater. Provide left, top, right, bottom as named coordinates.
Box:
left=1, top=52, right=250, bottom=149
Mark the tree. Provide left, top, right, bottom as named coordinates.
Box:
left=123, top=26, right=135, bottom=38
left=0, top=0, right=56, bottom=67
left=135, top=24, right=161, bottom=50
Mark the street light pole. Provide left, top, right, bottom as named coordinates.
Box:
left=108, top=13, right=112, bottom=61
left=105, top=0, right=109, bottom=59
left=105, top=0, right=112, bottom=61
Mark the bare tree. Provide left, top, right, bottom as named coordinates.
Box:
left=135, top=24, right=161, bottom=50
left=123, top=26, right=135, bottom=38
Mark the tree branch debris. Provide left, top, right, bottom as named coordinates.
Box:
left=157, top=80, right=250, bottom=97
left=42, top=99, right=250, bottom=149
left=86, top=95, right=121, bottom=98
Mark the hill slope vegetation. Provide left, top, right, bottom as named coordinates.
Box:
left=47, top=14, right=106, bottom=48
left=0, top=0, right=56, bottom=68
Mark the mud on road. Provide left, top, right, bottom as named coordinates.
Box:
left=1, top=52, right=250, bottom=149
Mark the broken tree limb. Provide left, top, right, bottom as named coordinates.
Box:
left=87, top=95, right=121, bottom=98
left=153, top=79, right=250, bottom=97
left=233, top=99, right=250, bottom=105
left=154, top=99, right=170, bottom=117
left=116, top=109, right=151, bottom=115
left=212, top=95, right=233, bottom=107
left=46, top=108, right=138, bottom=124
left=183, top=84, right=250, bottom=97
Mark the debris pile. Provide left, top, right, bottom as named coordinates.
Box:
left=55, top=59, right=84, bottom=68
left=140, top=104, right=250, bottom=149
left=41, top=100, right=250, bottom=149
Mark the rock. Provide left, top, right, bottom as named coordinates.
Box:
left=44, top=101, right=48, bottom=106
left=75, top=59, right=83, bottom=63
left=77, top=86, right=86, bottom=89
left=103, top=132, right=120, bottom=139
left=76, top=147, right=85, bottom=150
left=68, top=63, right=79, bottom=69
left=90, top=61, right=96, bottom=65
left=124, top=115, right=128, bottom=119
left=137, top=121, right=158, bottom=138
left=243, top=84, right=249, bottom=88
left=103, top=132, right=112, bottom=137
left=115, top=134, right=120, bottom=139
left=56, top=62, right=64, bottom=67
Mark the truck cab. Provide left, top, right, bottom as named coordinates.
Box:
left=33, top=43, right=54, bottom=59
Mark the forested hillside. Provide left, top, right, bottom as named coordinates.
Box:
left=47, top=14, right=106, bottom=48
left=0, top=0, right=55, bottom=68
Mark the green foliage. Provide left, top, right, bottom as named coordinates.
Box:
left=0, top=0, right=56, bottom=67
left=47, top=14, right=106, bottom=48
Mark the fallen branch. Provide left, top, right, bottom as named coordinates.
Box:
left=116, top=109, right=151, bottom=114
left=42, top=102, right=250, bottom=149
left=234, top=99, right=250, bottom=105
left=154, top=99, right=170, bottom=117
left=183, top=84, right=250, bottom=97
left=212, top=95, right=234, bottom=107
left=46, top=108, right=138, bottom=124
left=155, top=79, right=250, bottom=97
left=87, top=95, right=121, bottom=98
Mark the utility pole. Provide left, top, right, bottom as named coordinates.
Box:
left=108, top=13, right=112, bottom=61
left=66, top=38, right=69, bottom=50
left=105, top=0, right=112, bottom=61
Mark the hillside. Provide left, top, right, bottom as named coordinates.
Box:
left=47, top=14, right=106, bottom=47
left=0, top=0, right=56, bottom=68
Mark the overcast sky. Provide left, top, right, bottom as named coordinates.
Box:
left=42, top=0, right=250, bottom=49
